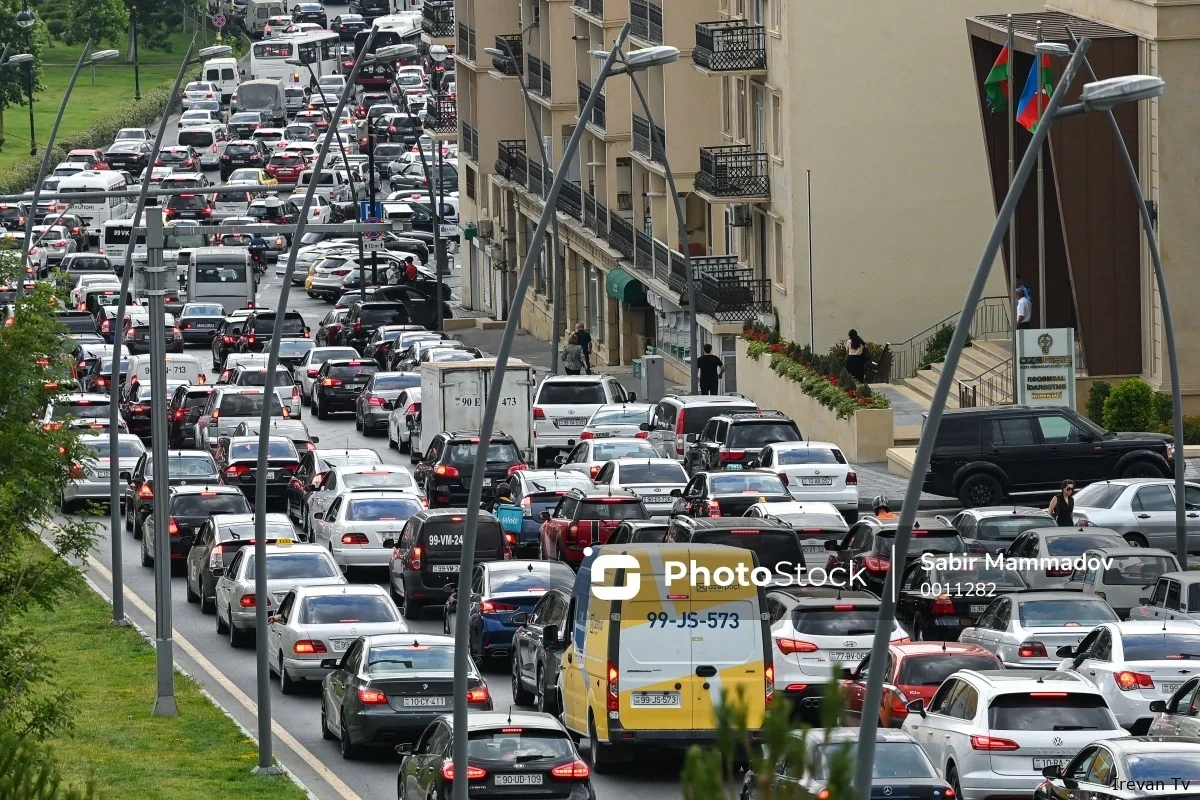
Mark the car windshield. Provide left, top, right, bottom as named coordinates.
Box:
left=811, top=742, right=935, bottom=780
left=345, top=497, right=422, bottom=521
left=365, top=644, right=454, bottom=674
left=327, top=363, right=378, bottom=381
left=590, top=407, right=651, bottom=425
left=988, top=693, right=1117, bottom=730
left=592, top=442, right=658, bottom=462
left=878, top=531, right=964, bottom=556
left=466, top=731, right=575, bottom=763
left=791, top=607, right=880, bottom=636
left=577, top=501, right=647, bottom=521
left=84, top=439, right=145, bottom=459
left=617, top=463, right=687, bottom=484
left=168, top=195, right=205, bottom=210
left=1017, top=598, right=1118, bottom=627
left=974, top=515, right=1051, bottom=541
left=1072, top=482, right=1127, bottom=509
left=1121, top=633, right=1200, bottom=660
left=727, top=422, right=801, bottom=448
left=538, top=383, right=607, bottom=405
left=1046, top=534, right=1123, bottom=556
left=341, top=471, right=414, bottom=490
left=172, top=493, right=249, bottom=516
left=898, top=655, right=1000, bottom=686
left=709, top=473, right=788, bottom=495
left=310, top=349, right=357, bottom=364
left=692, top=530, right=801, bottom=572
left=184, top=304, right=223, bottom=317
left=321, top=454, right=380, bottom=470
left=277, top=341, right=313, bottom=358
left=774, top=448, right=845, bottom=465
left=446, top=441, right=522, bottom=465
left=1124, top=754, right=1200, bottom=785
left=246, top=552, right=338, bottom=581
left=1104, top=555, right=1176, bottom=586
left=372, top=374, right=421, bottom=390
left=296, top=594, right=396, bottom=624
left=229, top=441, right=297, bottom=460
left=359, top=305, right=407, bottom=325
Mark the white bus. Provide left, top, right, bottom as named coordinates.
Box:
left=98, top=219, right=146, bottom=266
left=57, top=171, right=131, bottom=245
left=249, top=30, right=340, bottom=87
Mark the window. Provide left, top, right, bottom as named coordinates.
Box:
left=253, top=42, right=291, bottom=59
left=752, top=84, right=765, bottom=154
left=1036, top=414, right=1085, bottom=443
left=945, top=681, right=976, bottom=719
left=771, top=93, right=782, bottom=157
left=1167, top=581, right=1182, bottom=611
left=1134, top=484, right=1175, bottom=512
left=465, top=166, right=476, bottom=200
left=721, top=78, right=731, bottom=134
left=991, top=417, right=1035, bottom=446
left=735, top=78, right=746, bottom=140
left=772, top=219, right=784, bottom=284
left=770, top=0, right=781, bottom=30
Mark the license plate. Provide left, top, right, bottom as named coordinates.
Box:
left=495, top=774, right=543, bottom=786
left=1163, top=683, right=1182, bottom=694
left=95, top=470, right=110, bottom=479
left=631, top=691, right=680, bottom=707
left=645, top=495, right=670, bottom=504
left=828, top=650, right=869, bottom=662
left=1034, top=758, right=1068, bottom=770
left=800, top=477, right=834, bottom=486
left=725, top=464, right=743, bottom=470
left=482, top=478, right=492, bottom=487
left=401, top=696, right=447, bottom=707
left=267, top=471, right=276, bottom=480
left=556, top=417, right=587, bottom=426
left=196, top=322, right=216, bottom=328
left=430, top=564, right=459, bottom=573
left=970, top=605, right=989, bottom=614
left=330, top=638, right=354, bottom=651
left=803, top=545, right=826, bottom=554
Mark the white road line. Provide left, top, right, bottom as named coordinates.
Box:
left=85, top=556, right=361, bottom=800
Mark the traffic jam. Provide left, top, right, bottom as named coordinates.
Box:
left=24, top=3, right=1200, bottom=799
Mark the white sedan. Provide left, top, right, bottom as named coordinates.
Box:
left=591, top=457, right=688, bottom=516
left=751, top=440, right=860, bottom=523
left=311, top=490, right=425, bottom=572
left=386, top=387, right=423, bottom=453
left=554, top=438, right=660, bottom=481
left=1071, top=478, right=1200, bottom=550
left=305, top=464, right=421, bottom=536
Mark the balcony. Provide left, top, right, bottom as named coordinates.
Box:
left=578, top=81, right=606, bottom=130
left=693, top=254, right=772, bottom=322
left=630, top=0, right=663, bottom=44
left=608, top=214, right=634, bottom=259
left=457, top=23, right=477, bottom=64
left=421, top=0, right=454, bottom=39
left=425, top=94, right=458, bottom=135
left=572, top=0, right=604, bottom=18
left=583, top=193, right=609, bottom=238
left=693, top=20, right=767, bottom=74
left=528, top=55, right=552, bottom=100
left=462, top=122, right=479, bottom=163
left=695, top=145, right=770, bottom=200
left=529, top=159, right=545, bottom=197
left=496, top=140, right=528, bottom=185
left=558, top=181, right=583, bottom=221
left=491, top=36, right=523, bottom=76
left=632, top=114, right=666, bottom=166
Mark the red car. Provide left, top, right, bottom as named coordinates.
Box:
left=841, top=642, right=1002, bottom=728
left=538, top=487, right=648, bottom=567
left=65, top=148, right=109, bottom=170
left=265, top=152, right=306, bottom=182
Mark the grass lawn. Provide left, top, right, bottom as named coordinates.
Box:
left=0, top=31, right=216, bottom=171
left=27, top=543, right=307, bottom=800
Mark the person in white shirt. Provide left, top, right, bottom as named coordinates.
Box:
left=1015, top=288, right=1032, bottom=329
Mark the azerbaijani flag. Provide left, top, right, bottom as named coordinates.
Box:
left=983, top=43, right=1011, bottom=112
left=1016, top=53, right=1055, bottom=132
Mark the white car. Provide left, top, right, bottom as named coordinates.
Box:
left=386, top=386, right=422, bottom=452
left=304, top=464, right=420, bottom=536
left=901, top=670, right=1124, bottom=800
left=592, top=457, right=687, bottom=517
left=266, top=583, right=407, bottom=692
left=61, top=433, right=145, bottom=512
left=1070, top=478, right=1200, bottom=550
left=958, top=591, right=1120, bottom=669
left=30, top=224, right=76, bottom=265
left=554, top=437, right=660, bottom=481
left=71, top=274, right=122, bottom=307
left=214, top=540, right=345, bottom=646
left=1128, top=571, right=1200, bottom=623
left=1062, top=546, right=1180, bottom=619
left=752, top=441, right=860, bottom=523
left=178, top=109, right=218, bottom=128
left=311, top=490, right=425, bottom=573
left=532, top=375, right=635, bottom=467
left=42, top=393, right=115, bottom=431
left=1055, top=620, right=1200, bottom=732
left=296, top=346, right=359, bottom=403
left=1001, top=527, right=1127, bottom=590
left=579, top=403, right=654, bottom=440
left=181, top=80, right=218, bottom=109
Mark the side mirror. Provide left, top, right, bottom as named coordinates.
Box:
left=211, top=567, right=224, bottom=577
left=310, top=435, right=319, bottom=443
left=313, top=511, right=324, bottom=520
left=1042, top=764, right=1064, bottom=780
left=627, top=392, right=636, bottom=401
left=1140, top=597, right=1152, bottom=605
left=638, top=422, right=651, bottom=431
left=394, top=743, right=412, bottom=756
left=824, top=539, right=842, bottom=551
left=319, top=658, right=340, bottom=669
left=120, top=471, right=131, bottom=481
left=685, top=433, right=699, bottom=444
left=566, top=439, right=576, bottom=448
left=669, top=488, right=682, bottom=497
left=905, top=698, right=926, bottom=717
left=1149, top=699, right=1168, bottom=713
left=1056, top=645, right=1075, bottom=658
left=553, top=454, right=567, bottom=466
left=542, top=623, right=559, bottom=646
left=539, top=511, right=551, bottom=522
left=510, top=611, right=529, bottom=625
left=338, top=563, right=348, bottom=573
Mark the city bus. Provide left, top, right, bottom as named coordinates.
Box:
left=98, top=219, right=146, bottom=266
left=352, top=17, right=421, bottom=87
left=249, top=29, right=341, bottom=86
left=57, top=171, right=131, bottom=246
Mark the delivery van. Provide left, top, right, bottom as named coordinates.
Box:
left=126, top=353, right=204, bottom=386
left=557, top=543, right=771, bottom=771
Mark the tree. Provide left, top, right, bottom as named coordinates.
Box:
left=0, top=0, right=48, bottom=149
left=0, top=731, right=98, bottom=799
left=60, top=0, right=127, bottom=47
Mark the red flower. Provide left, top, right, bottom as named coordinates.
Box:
left=846, top=389, right=856, bottom=398
left=859, top=397, right=869, bottom=406
left=829, top=377, right=839, bottom=386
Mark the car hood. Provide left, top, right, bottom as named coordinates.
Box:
left=1107, top=431, right=1173, bottom=444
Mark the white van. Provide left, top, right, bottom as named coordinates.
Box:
left=298, top=169, right=354, bottom=204
left=99, top=218, right=146, bottom=265
left=202, top=57, right=241, bottom=103
left=246, top=0, right=286, bottom=36
left=127, top=353, right=204, bottom=386
left=58, top=171, right=131, bottom=244
left=187, top=248, right=256, bottom=313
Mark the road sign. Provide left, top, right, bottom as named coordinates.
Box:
left=359, top=200, right=382, bottom=221
left=211, top=13, right=226, bottom=27
left=363, top=239, right=385, bottom=251
left=364, top=217, right=383, bottom=240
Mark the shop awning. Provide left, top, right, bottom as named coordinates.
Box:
left=605, top=267, right=648, bottom=306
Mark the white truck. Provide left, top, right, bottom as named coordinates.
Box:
left=413, top=359, right=536, bottom=463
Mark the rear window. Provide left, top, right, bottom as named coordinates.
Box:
left=270, top=154, right=304, bottom=166
left=183, top=304, right=224, bottom=316
left=466, top=730, right=574, bottom=762
left=1017, top=598, right=1118, bottom=627
left=617, top=463, right=687, bottom=484
left=709, top=473, right=788, bottom=495
left=246, top=552, right=339, bottom=581
left=624, top=525, right=668, bottom=543
left=310, top=349, right=357, bottom=364
left=577, top=501, right=648, bottom=521
left=1123, top=754, right=1200, bottom=785
left=538, top=382, right=607, bottom=405
left=692, top=530, right=801, bottom=572
left=215, top=392, right=284, bottom=416
left=488, top=567, right=573, bottom=595
left=178, top=130, right=214, bottom=147
left=277, top=341, right=314, bottom=358
left=171, top=493, right=250, bottom=516
left=877, top=530, right=964, bottom=556
left=160, top=455, right=219, bottom=478
left=345, top=497, right=422, bottom=521
left=677, top=403, right=757, bottom=435
left=297, top=593, right=396, bottom=624
left=1073, top=482, right=1126, bottom=509
left=222, top=523, right=293, bottom=542
left=898, top=655, right=1000, bottom=686
left=791, top=606, right=880, bottom=636
left=228, top=440, right=298, bottom=460
left=236, top=369, right=294, bottom=388
left=195, top=264, right=249, bottom=283
left=591, top=407, right=651, bottom=426
left=1046, top=534, right=1122, bottom=556
left=591, top=441, right=658, bottom=462
left=774, top=448, right=845, bottom=465
left=812, top=742, right=935, bottom=781
left=987, top=693, right=1117, bottom=730
left=1120, top=633, right=1200, bottom=661
left=359, top=305, right=407, bottom=325
left=933, top=560, right=1026, bottom=590
left=214, top=192, right=251, bottom=204
left=365, top=644, right=454, bottom=674
left=422, top=519, right=503, bottom=552
left=1104, top=555, right=1176, bottom=586
left=445, top=441, right=522, bottom=466
left=168, top=195, right=206, bottom=210
left=341, top=471, right=414, bottom=490
left=226, top=143, right=259, bottom=155
left=975, top=516, right=1050, bottom=541
left=54, top=400, right=110, bottom=419
left=85, top=439, right=145, bottom=459
left=183, top=392, right=211, bottom=408
left=327, top=363, right=379, bottom=380
left=372, top=374, right=421, bottom=390
left=727, top=422, right=801, bottom=448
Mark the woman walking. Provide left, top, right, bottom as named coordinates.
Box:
left=1048, top=479, right=1075, bottom=526
left=845, top=329, right=868, bottom=382
left=561, top=334, right=585, bottom=375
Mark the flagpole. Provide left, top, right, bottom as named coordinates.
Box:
left=1036, top=19, right=1047, bottom=327
left=1007, top=14, right=1018, bottom=402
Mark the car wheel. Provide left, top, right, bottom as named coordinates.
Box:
left=947, top=765, right=962, bottom=800
left=1124, top=533, right=1149, bottom=548
left=140, top=535, right=153, bottom=567
left=58, top=491, right=72, bottom=515
left=354, top=412, right=362, bottom=431
left=280, top=652, right=299, bottom=694
left=536, top=666, right=554, bottom=713
left=958, top=472, right=1003, bottom=508
left=913, top=613, right=929, bottom=641
left=340, top=716, right=358, bottom=760
left=300, top=389, right=310, bottom=407
left=362, top=421, right=375, bottom=438
left=216, top=603, right=229, bottom=634
left=317, top=397, right=329, bottom=420
left=403, top=598, right=421, bottom=621
left=511, top=656, right=535, bottom=704
left=124, top=503, right=133, bottom=532
left=229, top=618, right=251, bottom=648
left=388, top=427, right=398, bottom=450
left=1122, top=461, right=1165, bottom=480
left=185, top=575, right=199, bottom=604
left=587, top=714, right=617, bottom=775
left=399, top=437, right=410, bottom=454
left=133, top=513, right=145, bottom=541
left=320, top=698, right=334, bottom=740
left=200, top=590, right=214, bottom=615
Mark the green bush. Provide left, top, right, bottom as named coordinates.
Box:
left=1184, top=416, right=1200, bottom=446
left=1153, top=392, right=1174, bottom=429
left=1086, top=380, right=1112, bottom=425
left=1103, top=378, right=1157, bottom=432
left=917, top=323, right=970, bottom=372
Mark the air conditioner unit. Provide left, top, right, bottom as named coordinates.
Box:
left=486, top=242, right=504, bottom=261
left=728, top=204, right=752, bottom=227
left=530, top=2, right=540, bottom=25
left=477, top=219, right=494, bottom=239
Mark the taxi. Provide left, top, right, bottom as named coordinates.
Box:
left=225, top=167, right=277, bottom=187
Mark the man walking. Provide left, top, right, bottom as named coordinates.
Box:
left=1015, top=287, right=1032, bottom=329
left=697, top=344, right=724, bottom=395
left=573, top=322, right=592, bottom=374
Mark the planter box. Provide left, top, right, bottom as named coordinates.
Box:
left=736, top=339, right=894, bottom=463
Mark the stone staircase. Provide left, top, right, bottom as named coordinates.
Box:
left=895, top=338, right=1014, bottom=411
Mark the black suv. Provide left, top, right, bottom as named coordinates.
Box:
left=387, top=509, right=507, bottom=619
left=123, top=450, right=221, bottom=538
left=925, top=406, right=1174, bottom=507
left=823, top=516, right=967, bottom=597
left=664, top=517, right=805, bottom=578
left=416, top=431, right=526, bottom=508
left=313, top=357, right=379, bottom=419
left=669, top=470, right=791, bottom=519
left=168, top=385, right=215, bottom=447
left=211, top=311, right=255, bottom=371
left=338, top=301, right=409, bottom=354
left=215, top=435, right=301, bottom=506
left=238, top=310, right=307, bottom=353
left=683, top=410, right=802, bottom=474
left=140, top=485, right=250, bottom=574
left=219, top=140, right=268, bottom=179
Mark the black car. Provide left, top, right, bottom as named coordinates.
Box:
left=164, top=193, right=214, bottom=225
left=215, top=435, right=301, bottom=506
left=348, top=0, right=389, bottom=20
left=120, top=379, right=172, bottom=439
left=228, top=111, right=264, bottom=140
left=55, top=310, right=98, bottom=335
left=823, top=516, right=968, bottom=597
left=387, top=509, right=506, bottom=620
left=606, top=520, right=669, bottom=545
left=314, top=307, right=350, bottom=346
left=313, top=358, right=379, bottom=418
left=185, top=512, right=296, bottom=613
left=395, top=712, right=595, bottom=800
left=509, top=587, right=572, bottom=713
left=238, top=310, right=307, bottom=353
left=124, top=312, right=184, bottom=354
left=177, top=302, right=226, bottom=344
left=44, top=213, right=88, bottom=251
left=669, top=469, right=792, bottom=519
left=665, top=517, right=804, bottom=578
left=363, top=324, right=425, bottom=368
left=369, top=286, right=454, bottom=338
left=246, top=197, right=300, bottom=226
left=683, top=410, right=802, bottom=475
left=277, top=338, right=315, bottom=371
left=389, top=159, right=456, bottom=191
left=925, top=406, right=1174, bottom=507
left=0, top=203, right=27, bottom=231
left=895, top=555, right=1028, bottom=640
left=218, top=139, right=269, bottom=179
left=124, top=450, right=221, bottom=538
left=168, top=385, right=214, bottom=448
left=416, top=431, right=525, bottom=508
left=336, top=301, right=410, bottom=353
left=105, top=140, right=153, bottom=176
left=292, top=2, right=327, bottom=26
left=140, top=485, right=250, bottom=575
left=329, top=13, right=365, bottom=39
left=155, top=145, right=200, bottom=171
left=378, top=114, right=422, bottom=146
left=211, top=312, right=255, bottom=371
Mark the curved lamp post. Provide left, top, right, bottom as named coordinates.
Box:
left=853, top=39, right=1168, bottom=800
left=17, top=4, right=34, bottom=157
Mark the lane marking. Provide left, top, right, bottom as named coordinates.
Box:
left=85, top=556, right=361, bottom=800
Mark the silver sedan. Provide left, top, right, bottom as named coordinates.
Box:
left=61, top=433, right=145, bottom=512
left=311, top=490, right=425, bottom=572
left=1071, top=478, right=1200, bottom=551
left=592, top=457, right=688, bottom=516
left=579, top=403, right=654, bottom=440
left=958, top=590, right=1120, bottom=668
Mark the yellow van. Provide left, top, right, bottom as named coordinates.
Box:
left=556, top=543, right=772, bottom=772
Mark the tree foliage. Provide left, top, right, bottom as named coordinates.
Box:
left=0, top=0, right=47, bottom=114
left=0, top=731, right=98, bottom=800
left=59, top=0, right=128, bottom=47
left=1102, top=377, right=1157, bottom=433
left=0, top=246, right=97, bottom=740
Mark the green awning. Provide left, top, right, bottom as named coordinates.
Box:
left=605, top=267, right=648, bottom=306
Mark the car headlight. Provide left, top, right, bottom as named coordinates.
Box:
left=1166, top=443, right=1175, bottom=460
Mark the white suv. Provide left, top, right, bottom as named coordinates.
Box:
left=1054, top=620, right=1200, bottom=732
left=901, top=670, right=1124, bottom=800
left=532, top=375, right=634, bottom=467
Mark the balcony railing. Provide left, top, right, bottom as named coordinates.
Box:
left=578, top=81, right=605, bottom=129
left=457, top=23, right=477, bottom=63
left=558, top=181, right=583, bottom=221
left=632, top=114, right=666, bottom=165
left=496, top=140, right=528, bottom=185
left=573, top=0, right=604, bottom=16
left=425, top=94, right=457, bottom=134
left=529, top=159, right=545, bottom=197
left=492, top=35, right=523, bottom=76
left=630, top=0, right=663, bottom=44
left=421, top=0, right=454, bottom=38
left=691, top=254, right=772, bottom=322
left=693, top=20, right=767, bottom=72
left=583, top=193, right=609, bottom=238
left=528, top=55, right=551, bottom=99
left=462, top=122, right=479, bottom=163
left=608, top=214, right=634, bottom=258
left=696, top=145, right=769, bottom=198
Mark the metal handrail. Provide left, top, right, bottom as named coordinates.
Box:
left=958, top=358, right=1013, bottom=408
left=888, top=295, right=1011, bottom=382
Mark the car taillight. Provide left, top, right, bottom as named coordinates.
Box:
left=635, top=430, right=649, bottom=439
left=507, top=464, right=527, bottom=476
left=341, top=532, right=369, bottom=545
left=550, top=760, right=591, bottom=780
left=579, top=431, right=594, bottom=440
left=846, top=471, right=858, bottom=485
left=765, top=663, right=774, bottom=705
left=208, top=544, right=225, bottom=570
left=307, top=368, right=319, bottom=378
left=357, top=687, right=388, bottom=704
left=706, top=499, right=721, bottom=517
left=1115, top=671, right=1154, bottom=691
left=1046, top=565, right=1072, bottom=577
left=606, top=662, right=619, bottom=712
left=675, top=409, right=686, bottom=454
left=434, top=464, right=460, bottom=478
left=239, top=594, right=256, bottom=608
left=970, top=735, right=1020, bottom=751
left=1018, top=642, right=1048, bottom=659
left=862, top=556, right=889, bottom=573
left=408, top=545, right=422, bottom=570
left=931, top=594, right=957, bottom=615
left=321, top=378, right=343, bottom=387
left=719, top=450, right=746, bottom=462
left=533, top=406, right=545, bottom=420
left=480, top=600, right=518, bottom=613
left=138, top=484, right=153, bottom=499
left=441, top=762, right=486, bottom=781
left=367, top=395, right=386, bottom=407
left=226, top=464, right=251, bottom=478
left=293, top=640, right=327, bottom=654
left=466, top=685, right=488, bottom=704
left=168, top=518, right=179, bottom=536
left=777, top=637, right=819, bottom=654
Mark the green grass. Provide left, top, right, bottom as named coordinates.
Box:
left=25, top=544, right=308, bottom=800
left=0, top=31, right=213, bottom=171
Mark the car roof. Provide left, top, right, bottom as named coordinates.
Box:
left=169, top=484, right=243, bottom=496
left=797, top=727, right=915, bottom=745
left=963, top=506, right=1049, bottom=518
left=335, top=489, right=421, bottom=500
left=955, top=669, right=1095, bottom=690
left=565, top=487, right=641, bottom=500
left=1034, top=526, right=1123, bottom=538
left=662, top=393, right=758, bottom=407
left=1113, top=620, right=1200, bottom=634
left=292, top=583, right=387, bottom=598
left=611, top=457, right=681, bottom=466
left=212, top=512, right=291, bottom=527
left=891, top=642, right=999, bottom=658
left=769, top=440, right=840, bottom=451
left=442, top=710, right=565, bottom=734
left=683, top=517, right=795, bottom=531
left=1012, top=590, right=1105, bottom=603
left=540, top=375, right=607, bottom=384
left=1097, top=737, right=1200, bottom=755
left=1083, top=546, right=1174, bottom=558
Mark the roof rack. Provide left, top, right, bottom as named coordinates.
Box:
left=725, top=410, right=790, bottom=421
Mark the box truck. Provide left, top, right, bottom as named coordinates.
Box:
left=414, top=359, right=536, bottom=463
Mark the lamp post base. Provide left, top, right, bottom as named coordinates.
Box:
left=151, top=695, right=179, bottom=717
left=252, top=765, right=283, bottom=776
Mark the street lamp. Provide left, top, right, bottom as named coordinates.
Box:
left=17, top=3, right=34, bottom=157
left=131, top=1, right=141, bottom=100
left=852, top=39, right=1172, bottom=800
left=428, top=42, right=449, bottom=331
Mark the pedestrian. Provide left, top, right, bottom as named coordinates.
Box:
left=845, top=329, right=868, bottom=383
left=561, top=334, right=585, bottom=375
left=404, top=256, right=418, bottom=283
left=1049, top=479, right=1075, bottom=526
left=1015, top=287, right=1032, bottom=329
left=573, top=323, right=593, bottom=374
left=696, top=343, right=725, bottom=395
